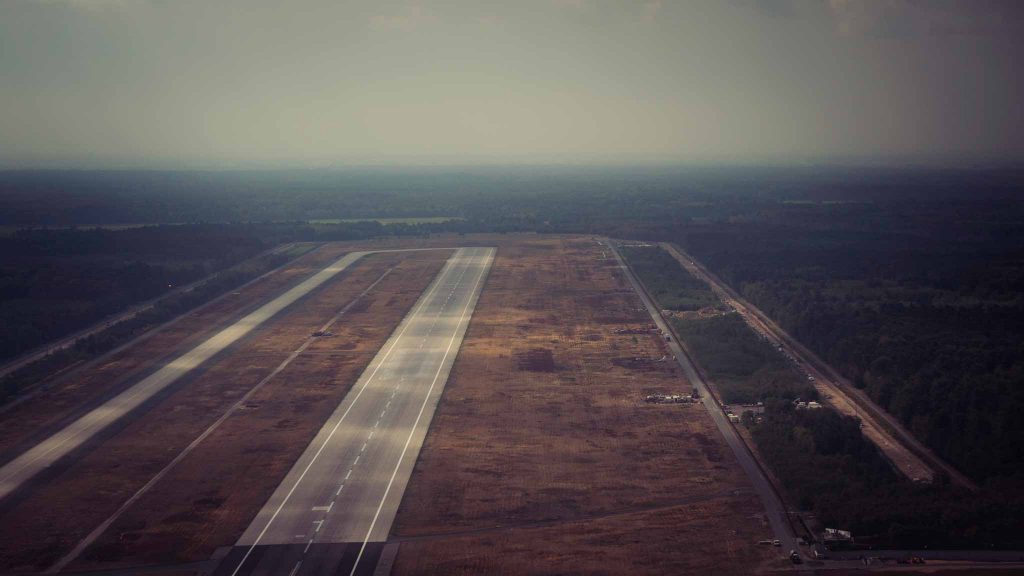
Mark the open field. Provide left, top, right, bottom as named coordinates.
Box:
left=388, top=237, right=780, bottom=575
left=309, top=217, right=461, bottom=225
left=0, top=249, right=451, bottom=572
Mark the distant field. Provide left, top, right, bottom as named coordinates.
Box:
left=0, top=218, right=461, bottom=236
left=308, top=216, right=462, bottom=225
left=0, top=223, right=180, bottom=236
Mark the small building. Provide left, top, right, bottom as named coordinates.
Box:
left=738, top=402, right=765, bottom=415
left=822, top=528, right=854, bottom=550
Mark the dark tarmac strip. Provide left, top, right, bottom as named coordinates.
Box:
left=213, top=544, right=385, bottom=576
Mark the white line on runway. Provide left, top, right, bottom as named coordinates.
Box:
left=226, top=254, right=459, bottom=576
left=348, top=249, right=491, bottom=576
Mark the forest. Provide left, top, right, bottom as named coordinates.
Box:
left=675, top=195, right=1024, bottom=484
left=623, top=244, right=1024, bottom=550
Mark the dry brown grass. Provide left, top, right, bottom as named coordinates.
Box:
left=389, top=236, right=781, bottom=575
left=0, top=235, right=785, bottom=574
left=0, top=250, right=449, bottom=572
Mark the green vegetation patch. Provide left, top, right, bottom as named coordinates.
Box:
left=620, top=246, right=720, bottom=312
left=622, top=245, right=812, bottom=404
left=753, top=402, right=1024, bottom=549
left=670, top=313, right=815, bottom=404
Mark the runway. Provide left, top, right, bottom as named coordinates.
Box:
left=219, top=247, right=494, bottom=576
left=0, top=251, right=371, bottom=502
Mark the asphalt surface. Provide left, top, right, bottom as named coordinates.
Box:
left=608, top=241, right=804, bottom=563
left=220, top=247, right=494, bottom=576
left=0, top=250, right=370, bottom=502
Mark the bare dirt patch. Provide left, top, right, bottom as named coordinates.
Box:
left=515, top=348, right=557, bottom=372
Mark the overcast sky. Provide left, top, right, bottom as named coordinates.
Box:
left=1, top=0, right=1022, bottom=168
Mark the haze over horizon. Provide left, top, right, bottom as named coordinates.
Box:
left=2, top=0, right=1023, bottom=169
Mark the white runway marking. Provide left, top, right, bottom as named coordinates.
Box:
left=229, top=247, right=494, bottom=576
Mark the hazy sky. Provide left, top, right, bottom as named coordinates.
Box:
left=1, top=0, right=1022, bottom=167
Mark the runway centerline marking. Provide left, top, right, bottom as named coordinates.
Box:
left=226, top=252, right=458, bottom=576
left=225, top=247, right=493, bottom=576
left=348, top=248, right=492, bottom=576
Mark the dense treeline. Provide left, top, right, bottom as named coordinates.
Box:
left=0, top=246, right=302, bottom=402
left=755, top=404, right=1024, bottom=549
left=0, top=226, right=266, bottom=360
left=678, top=198, right=1024, bottom=483
left=624, top=245, right=1024, bottom=550
left=0, top=220, right=469, bottom=363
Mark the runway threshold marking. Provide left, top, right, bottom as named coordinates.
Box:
left=348, top=248, right=491, bottom=576
left=227, top=251, right=461, bottom=576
